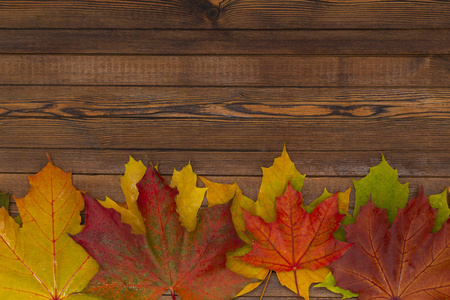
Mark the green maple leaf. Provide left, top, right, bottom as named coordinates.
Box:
left=352, top=155, right=409, bottom=224
left=429, top=187, right=450, bottom=232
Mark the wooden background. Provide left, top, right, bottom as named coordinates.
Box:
left=0, top=0, right=449, bottom=299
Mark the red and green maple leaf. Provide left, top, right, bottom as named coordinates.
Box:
left=241, top=182, right=352, bottom=299
left=73, top=165, right=252, bottom=300
left=329, top=189, right=450, bottom=299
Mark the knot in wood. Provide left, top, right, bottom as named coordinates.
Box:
left=207, top=6, right=220, bottom=20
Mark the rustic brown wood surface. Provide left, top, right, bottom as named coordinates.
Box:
left=0, top=0, right=449, bottom=299
left=0, top=0, right=449, bottom=29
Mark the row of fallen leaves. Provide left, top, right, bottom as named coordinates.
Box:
left=0, top=148, right=449, bottom=300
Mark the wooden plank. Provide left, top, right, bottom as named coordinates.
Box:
left=0, top=1, right=448, bottom=29
left=0, top=86, right=449, bottom=119
left=0, top=118, right=449, bottom=151
left=1, top=30, right=449, bottom=55
left=0, top=149, right=448, bottom=177
left=2, top=175, right=447, bottom=214
left=160, top=273, right=349, bottom=298
left=0, top=55, right=449, bottom=87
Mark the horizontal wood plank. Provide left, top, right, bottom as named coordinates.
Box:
left=0, top=118, right=449, bottom=151
left=0, top=86, right=449, bottom=119
left=0, top=149, right=448, bottom=177
left=2, top=175, right=447, bottom=214
left=0, top=55, right=449, bottom=87
left=0, top=1, right=448, bottom=29
left=1, top=29, right=449, bottom=55
left=161, top=273, right=350, bottom=298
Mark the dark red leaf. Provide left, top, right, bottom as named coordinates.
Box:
left=330, top=189, right=450, bottom=299
left=74, top=166, right=252, bottom=300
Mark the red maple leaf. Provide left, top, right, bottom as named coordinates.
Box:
left=241, top=182, right=352, bottom=297
left=73, top=165, right=252, bottom=300
left=330, top=189, right=450, bottom=299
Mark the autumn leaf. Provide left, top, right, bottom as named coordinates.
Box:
left=255, top=146, right=305, bottom=223
left=203, top=148, right=348, bottom=299
left=241, top=182, right=352, bottom=299
left=429, top=187, right=450, bottom=233
left=0, top=161, right=99, bottom=299
left=0, top=191, right=22, bottom=225
left=73, top=165, right=252, bottom=300
left=330, top=189, right=450, bottom=299
left=306, top=188, right=351, bottom=215
left=170, top=163, right=207, bottom=232
left=352, top=155, right=409, bottom=224
left=200, top=178, right=256, bottom=243
left=200, top=147, right=304, bottom=244
left=100, top=156, right=147, bottom=234
left=101, top=157, right=205, bottom=234
left=0, top=191, right=10, bottom=211
left=314, top=272, right=358, bottom=299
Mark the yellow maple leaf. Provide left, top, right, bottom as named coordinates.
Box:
left=101, top=157, right=207, bottom=233
left=0, top=161, right=99, bottom=299
left=277, top=268, right=330, bottom=300
left=100, top=156, right=147, bottom=234
left=170, top=163, right=207, bottom=232
left=256, top=145, right=305, bottom=222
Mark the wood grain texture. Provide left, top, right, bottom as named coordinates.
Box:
left=0, top=0, right=448, bottom=29
left=0, top=55, right=449, bottom=86
left=1, top=29, right=449, bottom=55
left=0, top=149, right=448, bottom=177
left=0, top=86, right=449, bottom=119
left=0, top=118, right=449, bottom=151
left=0, top=0, right=449, bottom=298
left=167, top=273, right=349, bottom=299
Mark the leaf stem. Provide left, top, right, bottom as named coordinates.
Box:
left=260, top=270, right=272, bottom=300
left=170, top=288, right=176, bottom=300
left=293, top=268, right=301, bottom=300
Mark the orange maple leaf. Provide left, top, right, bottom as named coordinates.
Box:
left=241, top=182, right=352, bottom=298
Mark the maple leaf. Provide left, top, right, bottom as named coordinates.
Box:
left=100, top=156, right=147, bottom=234
left=73, top=165, right=252, bottom=300
left=314, top=272, right=358, bottom=299
left=241, top=182, right=352, bottom=298
left=0, top=191, right=10, bottom=211
left=330, top=189, right=450, bottom=299
left=101, top=157, right=205, bottom=234
left=0, top=161, right=99, bottom=299
left=202, top=148, right=349, bottom=299
left=170, top=163, right=207, bottom=232
left=429, top=187, right=450, bottom=233
left=0, top=191, right=22, bottom=225
left=255, top=146, right=305, bottom=223
left=352, top=155, right=409, bottom=224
